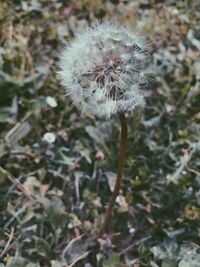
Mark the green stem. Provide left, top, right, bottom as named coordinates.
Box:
left=99, top=112, right=127, bottom=235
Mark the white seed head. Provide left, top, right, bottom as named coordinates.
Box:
left=58, top=22, right=153, bottom=118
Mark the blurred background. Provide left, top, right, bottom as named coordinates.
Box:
left=0, top=0, right=200, bottom=266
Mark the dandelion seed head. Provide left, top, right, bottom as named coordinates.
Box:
left=58, top=22, right=153, bottom=118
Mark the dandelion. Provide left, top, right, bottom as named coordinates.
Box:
left=58, top=22, right=153, bottom=119
left=58, top=22, right=153, bottom=235
left=43, top=132, right=56, bottom=144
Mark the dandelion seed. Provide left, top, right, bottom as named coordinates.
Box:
left=58, top=22, right=153, bottom=118
left=43, top=132, right=56, bottom=143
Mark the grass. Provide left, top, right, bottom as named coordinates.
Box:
left=0, top=0, right=200, bottom=266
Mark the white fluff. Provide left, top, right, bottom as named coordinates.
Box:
left=58, top=22, right=153, bottom=118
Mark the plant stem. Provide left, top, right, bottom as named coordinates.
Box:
left=99, top=112, right=127, bottom=235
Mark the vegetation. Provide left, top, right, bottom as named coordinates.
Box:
left=0, top=0, right=200, bottom=266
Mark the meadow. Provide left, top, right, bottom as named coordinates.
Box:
left=0, top=1, right=200, bottom=266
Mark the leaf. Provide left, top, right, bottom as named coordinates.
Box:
left=58, top=148, right=81, bottom=165
left=0, top=141, right=6, bottom=157
left=0, top=166, right=5, bottom=182
left=26, top=264, right=39, bottom=267
left=103, top=253, right=120, bottom=267
left=6, top=256, right=27, bottom=267
left=10, top=96, right=18, bottom=117
left=161, top=258, right=177, bottom=267
left=50, top=260, right=65, bottom=267
left=187, top=29, right=200, bottom=50
left=46, top=199, right=67, bottom=227
left=163, top=228, right=185, bottom=239
left=21, top=0, right=42, bottom=12
left=85, top=125, right=102, bottom=143
left=178, top=243, right=200, bottom=262
left=35, top=237, right=51, bottom=258
left=163, top=238, right=178, bottom=258
left=193, top=61, right=200, bottom=80
left=0, top=107, right=14, bottom=123
left=142, top=113, right=162, bottom=128
left=151, top=261, right=159, bottom=267
left=105, top=171, right=117, bottom=192
left=63, top=234, right=96, bottom=266
left=178, top=261, right=198, bottom=267
left=85, top=121, right=111, bottom=147
left=74, top=141, right=91, bottom=163
left=151, top=245, right=167, bottom=260
left=5, top=122, right=31, bottom=146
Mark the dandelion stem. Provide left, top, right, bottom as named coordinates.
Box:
left=100, top=112, right=127, bottom=235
